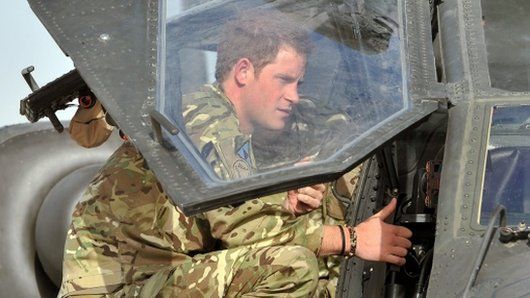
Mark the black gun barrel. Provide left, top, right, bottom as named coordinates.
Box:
left=20, top=69, right=88, bottom=131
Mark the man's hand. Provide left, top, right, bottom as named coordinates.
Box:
left=283, top=184, right=326, bottom=216
left=354, top=198, right=412, bottom=265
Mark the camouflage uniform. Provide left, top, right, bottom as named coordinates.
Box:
left=59, top=85, right=329, bottom=297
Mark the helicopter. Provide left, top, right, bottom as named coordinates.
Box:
left=2, top=0, right=530, bottom=297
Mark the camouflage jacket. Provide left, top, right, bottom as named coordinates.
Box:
left=60, top=85, right=324, bottom=296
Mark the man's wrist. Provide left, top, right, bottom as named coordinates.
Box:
left=338, top=225, right=346, bottom=255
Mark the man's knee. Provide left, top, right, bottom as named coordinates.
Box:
left=226, top=245, right=319, bottom=297
left=263, top=246, right=320, bottom=295
left=276, top=245, right=319, bottom=274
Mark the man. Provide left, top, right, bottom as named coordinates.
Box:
left=60, top=11, right=411, bottom=297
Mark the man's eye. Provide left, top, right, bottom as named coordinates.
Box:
left=277, top=74, right=294, bottom=83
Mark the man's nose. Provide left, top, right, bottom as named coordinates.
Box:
left=285, top=85, right=300, bottom=104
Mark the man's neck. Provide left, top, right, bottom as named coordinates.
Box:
left=220, top=80, right=253, bottom=134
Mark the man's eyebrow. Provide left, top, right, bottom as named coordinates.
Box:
left=274, top=73, right=298, bottom=82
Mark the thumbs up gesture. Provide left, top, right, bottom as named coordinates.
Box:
left=354, top=198, right=413, bottom=265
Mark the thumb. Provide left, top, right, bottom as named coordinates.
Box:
left=373, top=197, right=397, bottom=220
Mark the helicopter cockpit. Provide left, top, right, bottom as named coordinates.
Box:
left=7, top=0, right=441, bottom=297
left=143, top=0, right=438, bottom=214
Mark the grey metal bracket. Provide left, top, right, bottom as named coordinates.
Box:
left=149, top=110, right=179, bottom=144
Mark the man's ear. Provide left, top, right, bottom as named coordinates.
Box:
left=234, top=58, right=254, bottom=86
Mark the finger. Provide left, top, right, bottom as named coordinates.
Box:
left=298, top=187, right=323, bottom=200
left=310, top=183, right=326, bottom=192
left=385, top=254, right=406, bottom=266
left=393, top=236, right=412, bottom=249
left=297, top=204, right=313, bottom=214
left=390, top=246, right=408, bottom=258
left=394, top=226, right=413, bottom=238
left=297, top=194, right=321, bottom=209
left=286, top=190, right=298, bottom=202
left=373, top=198, right=397, bottom=220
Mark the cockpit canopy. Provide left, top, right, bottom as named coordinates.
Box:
left=28, top=0, right=439, bottom=215
left=159, top=0, right=406, bottom=179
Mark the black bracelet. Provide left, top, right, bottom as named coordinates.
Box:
left=338, top=225, right=346, bottom=256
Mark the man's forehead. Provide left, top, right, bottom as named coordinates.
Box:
left=267, top=45, right=307, bottom=72
left=276, top=44, right=306, bottom=60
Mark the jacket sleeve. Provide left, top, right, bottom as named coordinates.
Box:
left=204, top=194, right=324, bottom=254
